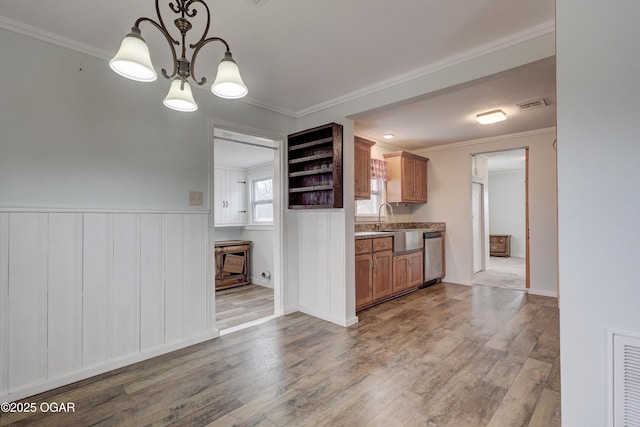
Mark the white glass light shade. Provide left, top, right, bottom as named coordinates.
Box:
left=476, top=109, right=507, bottom=125
left=211, top=53, right=248, bottom=99
left=109, top=33, right=157, bottom=82
left=163, top=79, right=198, bottom=112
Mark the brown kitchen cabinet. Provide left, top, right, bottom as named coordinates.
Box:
left=355, top=237, right=392, bottom=310
left=383, top=151, right=429, bottom=203
left=490, top=235, right=510, bottom=257
left=215, top=240, right=251, bottom=290
left=354, top=136, right=376, bottom=200
left=392, top=250, right=423, bottom=292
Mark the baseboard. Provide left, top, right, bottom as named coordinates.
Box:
left=250, top=276, right=273, bottom=288
left=298, top=305, right=356, bottom=328
left=526, top=288, right=558, bottom=298
left=1, top=330, right=220, bottom=402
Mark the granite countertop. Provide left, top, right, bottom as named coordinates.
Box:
left=354, top=222, right=445, bottom=240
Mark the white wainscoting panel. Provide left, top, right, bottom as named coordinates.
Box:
left=295, top=211, right=347, bottom=326
left=185, top=215, right=207, bottom=337
left=140, top=214, right=165, bottom=351
left=0, top=213, right=9, bottom=393
left=163, top=214, right=186, bottom=344
left=8, top=213, right=48, bottom=390
left=47, top=213, right=83, bottom=377
left=83, top=213, right=111, bottom=366
left=0, top=211, right=211, bottom=400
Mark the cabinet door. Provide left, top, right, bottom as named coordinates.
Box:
left=372, top=251, right=392, bottom=300
left=414, top=159, right=428, bottom=202
left=227, top=169, right=247, bottom=225
left=392, top=254, right=409, bottom=293
left=401, top=157, right=416, bottom=201
left=407, top=251, right=424, bottom=287
left=213, top=168, right=227, bottom=226
left=355, top=253, right=373, bottom=309
left=354, top=141, right=371, bottom=200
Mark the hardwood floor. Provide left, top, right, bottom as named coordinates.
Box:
left=1, top=283, right=560, bottom=427
left=215, top=284, right=274, bottom=331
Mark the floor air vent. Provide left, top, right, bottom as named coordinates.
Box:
left=613, top=332, right=640, bottom=427
left=516, top=99, right=547, bottom=112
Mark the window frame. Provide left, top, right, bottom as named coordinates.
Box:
left=355, top=177, right=386, bottom=221
left=249, top=175, right=274, bottom=227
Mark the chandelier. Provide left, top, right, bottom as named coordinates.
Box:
left=109, top=0, right=248, bottom=112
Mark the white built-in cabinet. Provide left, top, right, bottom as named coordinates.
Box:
left=214, top=168, right=247, bottom=226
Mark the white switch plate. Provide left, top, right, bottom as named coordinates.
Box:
left=189, top=191, right=203, bottom=206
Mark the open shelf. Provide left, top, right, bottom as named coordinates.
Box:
left=287, top=123, right=343, bottom=209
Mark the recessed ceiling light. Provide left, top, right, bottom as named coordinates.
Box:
left=476, top=110, right=507, bottom=125
left=382, top=133, right=395, bottom=139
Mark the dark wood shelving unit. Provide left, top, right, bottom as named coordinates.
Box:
left=287, top=123, right=343, bottom=209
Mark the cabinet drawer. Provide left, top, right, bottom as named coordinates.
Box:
left=355, top=239, right=373, bottom=255
left=373, top=237, right=393, bottom=252
left=490, top=243, right=506, bottom=252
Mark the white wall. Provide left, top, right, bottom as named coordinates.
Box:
left=0, top=28, right=293, bottom=400
left=412, top=129, right=557, bottom=296
left=557, top=1, right=640, bottom=425
left=488, top=170, right=526, bottom=257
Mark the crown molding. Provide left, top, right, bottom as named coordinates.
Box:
left=0, top=16, right=298, bottom=118
left=411, top=126, right=557, bottom=155
left=1, top=15, right=555, bottom=120
left=295, top=19, right=556, bottom=118
left=353, top=133, right=404, bottom=151
left=0, top=16, right=112, bottom=60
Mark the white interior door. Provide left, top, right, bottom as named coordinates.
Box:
left=472, top=182, right=485, bottom=273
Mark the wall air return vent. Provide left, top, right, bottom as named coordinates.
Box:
left=612, top=331, right=640, bottom=427
left=516, top=99, right=547, bottom=112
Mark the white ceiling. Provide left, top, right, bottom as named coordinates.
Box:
left=0, top=1, right=556, bottom=151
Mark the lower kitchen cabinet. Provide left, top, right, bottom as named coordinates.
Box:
left=392, top=250, right=423, bottom=293
left=355, top=238, right=423, bottom=312
left=372, top=250, right=393, bottom=300
left=355, top=237, right=392, bottom=310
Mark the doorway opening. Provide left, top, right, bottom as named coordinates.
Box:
left=211, top=127, right=281, bottom=333
left=471, top=148, right=528, bottom=291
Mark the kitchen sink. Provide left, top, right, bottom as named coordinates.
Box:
left=386, top=229, right=425, bottom=252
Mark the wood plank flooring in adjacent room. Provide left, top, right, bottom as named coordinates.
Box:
left=215, top=284, right=274, bottom=331
left=2, top=283, right=560, bottom=427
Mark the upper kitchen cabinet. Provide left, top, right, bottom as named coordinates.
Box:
left=287, top=123, right=343, bottom=209
left=214, top=167, right=247, bottom=227
left=383, top=151, right=429, bottom=203
left=354, top=136, right=376, bottom=200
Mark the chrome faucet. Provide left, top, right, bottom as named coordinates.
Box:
left=377, top=202, right=394, bottom=228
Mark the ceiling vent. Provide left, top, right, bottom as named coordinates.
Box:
left=245, top=0, right=269, bottom=7
left=516, top=99, right=547, bottom=112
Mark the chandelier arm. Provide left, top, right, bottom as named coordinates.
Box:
left=190, top=37, right=230, bottom=86
left=184, top=0, right=211, bottom=48
left=134, top=17, right=180, bottom=80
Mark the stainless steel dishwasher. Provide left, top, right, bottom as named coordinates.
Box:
left=421, top=231, right=443, bottom=287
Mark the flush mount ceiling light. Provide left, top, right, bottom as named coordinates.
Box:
left=476, top=109, right=507, bottom=125
left=382, top=133, right=395, bottom=140
left=109, top=0, right=248, bottom=112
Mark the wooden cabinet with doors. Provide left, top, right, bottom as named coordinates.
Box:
left=354, top=136, right=376, bottom=199
left=383, top=151, right=429, bottom=203
left=214, top=168, right=247, bottom=226
left=392, top=250, right=423, bottom=293
left=355, top=236, right=393, bottom=310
